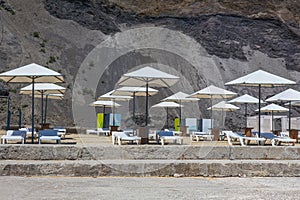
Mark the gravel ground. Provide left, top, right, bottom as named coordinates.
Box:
left=0, top=176, right=299, bottom=200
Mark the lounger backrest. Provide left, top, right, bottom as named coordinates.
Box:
left=223, top=131, right=236, bottom=137
left=157, top=131, right=174, bottom=137
left=260, top=132, right=276, bottom=139
left=38, top=130, right=58, bottom=137
left=9, top=130, right=26, bottom=137
left=54, top=126, right=64, bottom=129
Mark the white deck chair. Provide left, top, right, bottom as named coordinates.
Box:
left=112, top=131, right=141, bottom=145
left=260, top=132, right=296, bottom=146
left=190, top=130, right=213, bottom=141
left=224, top=131, right=265, bottom=146
left=1, top=130, right=26, bottom=144
left=53, top=126, right=67, bottom=139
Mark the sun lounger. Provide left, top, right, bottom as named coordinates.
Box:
left=53, top=126, right=67, bottom=139
left=112, top=131, right=141, bottom=145
left=86, top=128, right=110, bottom=136
left=224, top=131, right=265, bottom=146
left=164, top=129, right=182, bottom=136
left=260, top=132, right=296, bottom=146
left=1, top=130, right=26, bottom=144
left=156, top=131, right=183, bottom=145
left=19, top=127, right=37, bottom=138
left=38, top=130, right=61, bottom=144
left=190, top=130, right=213, bottom=141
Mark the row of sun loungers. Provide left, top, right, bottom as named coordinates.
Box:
left=1, top=129, right=64, bottom=144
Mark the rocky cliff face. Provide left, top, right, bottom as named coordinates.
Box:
left=1, top=0, right=300, bottom=130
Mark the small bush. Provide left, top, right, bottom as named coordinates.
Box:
left=32, top=32, right=40, bottom=38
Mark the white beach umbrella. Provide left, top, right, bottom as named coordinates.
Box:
left=189, top=85, right=237, bottom=128
left=112, top=86, right=158, bottom=119
left=98, top=90, right=132, bottom=126
left=20, top=83, right=66, bottom=125
left=89, top=100, right=121, bottom=114
left=152, top=101, right=183, bottom=129
left=162, top=91, right=198, bottom=124
left=256, top=103, right=288, bottom=132
left=265, top=88, right=300, bottom=131
left=207, top=101, right=240, bottom=130
left=229, top=94, right=264, bottom=128
left=117, top=67, right=179, bottom=141
left=0, top=63, right=64, bottom=143
left=225, top=69, right=295, bottom=137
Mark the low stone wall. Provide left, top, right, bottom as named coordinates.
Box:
left=0, top=160, right=299, bottom=177
left=0, top=145, right=299, bottom=160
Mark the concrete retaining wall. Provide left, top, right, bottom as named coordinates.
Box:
left=0, top=160, right=299, bottom=177
left=0, top=145, right=299, bottom=160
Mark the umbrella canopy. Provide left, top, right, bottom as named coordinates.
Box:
left=89, top=100, right=121, bottom=115
left=112, top=86, right=158, bottom=120
left=207, top=101, right=239, bottom=130
left=207, top=101, right=240, bottom=112
left=162, top=91, right=198, bottom=123
left=189, top=85, right=237, bottom=99
left=20, top=83, right=65, bottom=95
left=152, top=101, right=183, bottom=108
left=98, top=90, right=133, bottom=101
left=0, top=63, right=64, bottom=143
left=257, top=103, right=288, bottom=132
left=229, top=94, right=264, bottom=128
left=89, top=100, right=121, bottom=107
left=265, top=88, right=300, bottom=131
left=0, top=63, right=64, bottom=83
left=257, top=103, right=289, bottom=113
left=229, top=94, right=264, bottom=104
left=152, top=101, right=182, bottom=129
left=113, top=86, right=158, bottom=96
left=189, top=85, right=237, bottom=128
left=118, top=67, right=179, bottom=87
left=117, top=67, right=179, bottom=141
left=225, top=69, right=295, bottom=137
left=20, top=83, right=66, bottom=125
left=98, top=90, right=132, bottom=126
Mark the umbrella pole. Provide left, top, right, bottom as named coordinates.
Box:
left=41, top=91, right=44, bottom=126
left=103, top=105, right=106, bottom=114
left=289, top=101, right=291, bottom=131
left=271, top=111, right=274, bottom=132
left=31, top=78, right=35, bottom=144
left=166, top=107, right=169, bottom=129
left=145, top=81, right=149, bottom=142
left=133, top=92, right=136, bottom=121
left=6, top=96, right=11, bottom=130
left=245, top=103, right=248, bottom=128
left=179, top=100, right=182, bottom=127
left=44, top=95, right=48, bottom=124
left=222, top=109, right=224, bottom=131
left=210, top=96, right=213, bottom=129
left=113, top=99, right=115, bottom=126
left=258, top=84, right=261, bottom=138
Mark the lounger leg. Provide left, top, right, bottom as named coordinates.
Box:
left=239, top=138, right=245, bottom=146
left=112, top=135, right=115, bottom=145
left=118, top=136, right=121, bottom=145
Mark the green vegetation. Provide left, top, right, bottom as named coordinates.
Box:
left=82, top=88, right=94, bottom=97
left=9, top=89, right=17, bottom=93
left=32, top=32, right=40, bottom=38
left=0, top=1, right=16, bottom=15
